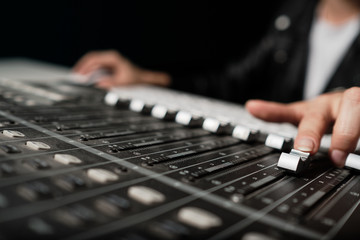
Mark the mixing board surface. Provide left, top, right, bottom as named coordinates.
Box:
left=0, top=78, right=359, bottom=240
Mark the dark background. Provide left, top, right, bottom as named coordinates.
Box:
left=0, top=1, right=284, bottom=74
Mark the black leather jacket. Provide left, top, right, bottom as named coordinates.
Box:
left=171, top=0, right=360, bottom=104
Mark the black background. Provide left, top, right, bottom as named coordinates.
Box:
left=0, top=1, right=284, bottom=73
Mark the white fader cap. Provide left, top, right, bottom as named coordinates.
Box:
left=345, top=153, right=360, bottom=171
left=277, top=149, right=310, bottom=174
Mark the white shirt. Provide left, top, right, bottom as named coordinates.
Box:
left=303, top=15, right=360, bottom=100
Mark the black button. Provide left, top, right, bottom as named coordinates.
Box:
left=23, top=158, right=50, bottom=170
left=55, top=175, right=86, bottom=191
left=0, top=163, right=15, bottom=175
left=0, top=144, right=21, bottom=153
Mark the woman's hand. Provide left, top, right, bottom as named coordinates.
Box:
left=246, top=87, right=360, bottom=167
left=73, top=50, right=170, bottom=88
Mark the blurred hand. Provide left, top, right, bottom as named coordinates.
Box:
left=73, top=50, right=170, bottom=88
left=246, top=87, right=360, bottom=167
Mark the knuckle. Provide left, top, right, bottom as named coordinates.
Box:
left=344, top=87, right=360, bottom=102
left=304, top=111, right=329, bottom=124
left=332, top=133, right=359, bottom=150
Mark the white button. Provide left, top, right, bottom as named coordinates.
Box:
left=129, top=99, right=145, bottom=112
left=128, top=186, right=165, bottom=205
left=202, top=118, right=220, bottom=133
left=242, top=232, right=277, bottom=240
left=26, top=141, right=51, bottom=150
left=104, top=92, right=119, bottom=106
left=175, top=111, right=193, bottom=125
left=345, top=153, right=360, bottom=170
left=54, top=154, right=82, bottom=165
left=151, top=105, right=168, bottom=119
left=2, top=130, right=25, bottom=138
left=177, top=207, right=222, bottom=230
left=232, top=125, right=259, bottom=141
left=265, top=134, right=286, bottom=150
left=87, top=168, right=119, bottom=183
left=277, top=152, right=300, bottom=172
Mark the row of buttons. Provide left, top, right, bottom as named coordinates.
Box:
left=1, top=130, right=51, bottom=152
left=106, top=91, right=360, bottom=175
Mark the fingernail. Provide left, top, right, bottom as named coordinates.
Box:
left=296, top=138, right=315, bottom=152
left=331, top=150, right=347, bottom=167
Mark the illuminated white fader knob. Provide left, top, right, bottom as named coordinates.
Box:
left=232, top=125, right=259, bottom=142
left=26, top=141, right=51, bottom=150
left=104, top=92, right=119, bottom=106
left=128, top=186, right=165, bottom=205
left=54, top=154, right=82, bottom=165
left=87, top=168, right=119, bottom=184
left=151, top=105, right=177, bottom=120
left=345, top=153, right=360, bottom=171
left=202, top=118, right=231, bottom=134
left=177, top=207, right=222, bottom=230
left=175, top=111, right=203, bottom=127
left=2, top=130, right=25, bottom=138
left=277, top=149, right=310, bottom=174
left=129, top=99, right=153, bottom=114
left=265, top=134, right=293, bottom=151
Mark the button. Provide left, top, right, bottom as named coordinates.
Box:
left=104, top=92, right=119, bottom=106
left=202, top=118, right=221, bottom=133
left=17, top=181, right=52, bottom=201
left=129, top=99, right=153, bottom=114
left=54, top=154, right=82, bottom=165
left=23, top=158, right=50, bottom=170
left=177, top=207, right=222, bottom=230
left=27, top=218, right=54, bottom=236
left=148, top=220, right=190, bottom=239
left=345, top=153, right=360, bottom=171
left=175, top=111, right=203, bottom=127
left=242, top=232, right=277, bottom=240
left=87, top=168, right=119, bottom=183
left=277, top=149, right=310, bottom=174
left=26, top=141, right=51, bottom=150
left=0, top=144, right=21, bottom=153
left=0, top=193, right=8, bottom=208
left=2, top=130, right=25, bottom=138
left=55, top=175, right=86, bottom=191
left=128, top=186, right=165, bottom=205
left=151, top=105, right=177, bottom=120
left=129, top=99, right=145, bottom=112
left=232, top=125, right=259, bottom=142
left=95, top=194, right=130, bottom=217
left=54, top=204, right=96, bottom=227
left=202, top=118, right=231, bottom=134
left=265, top=134, right=293, bottom=151
left=0, top=162, right=15, bottom=175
